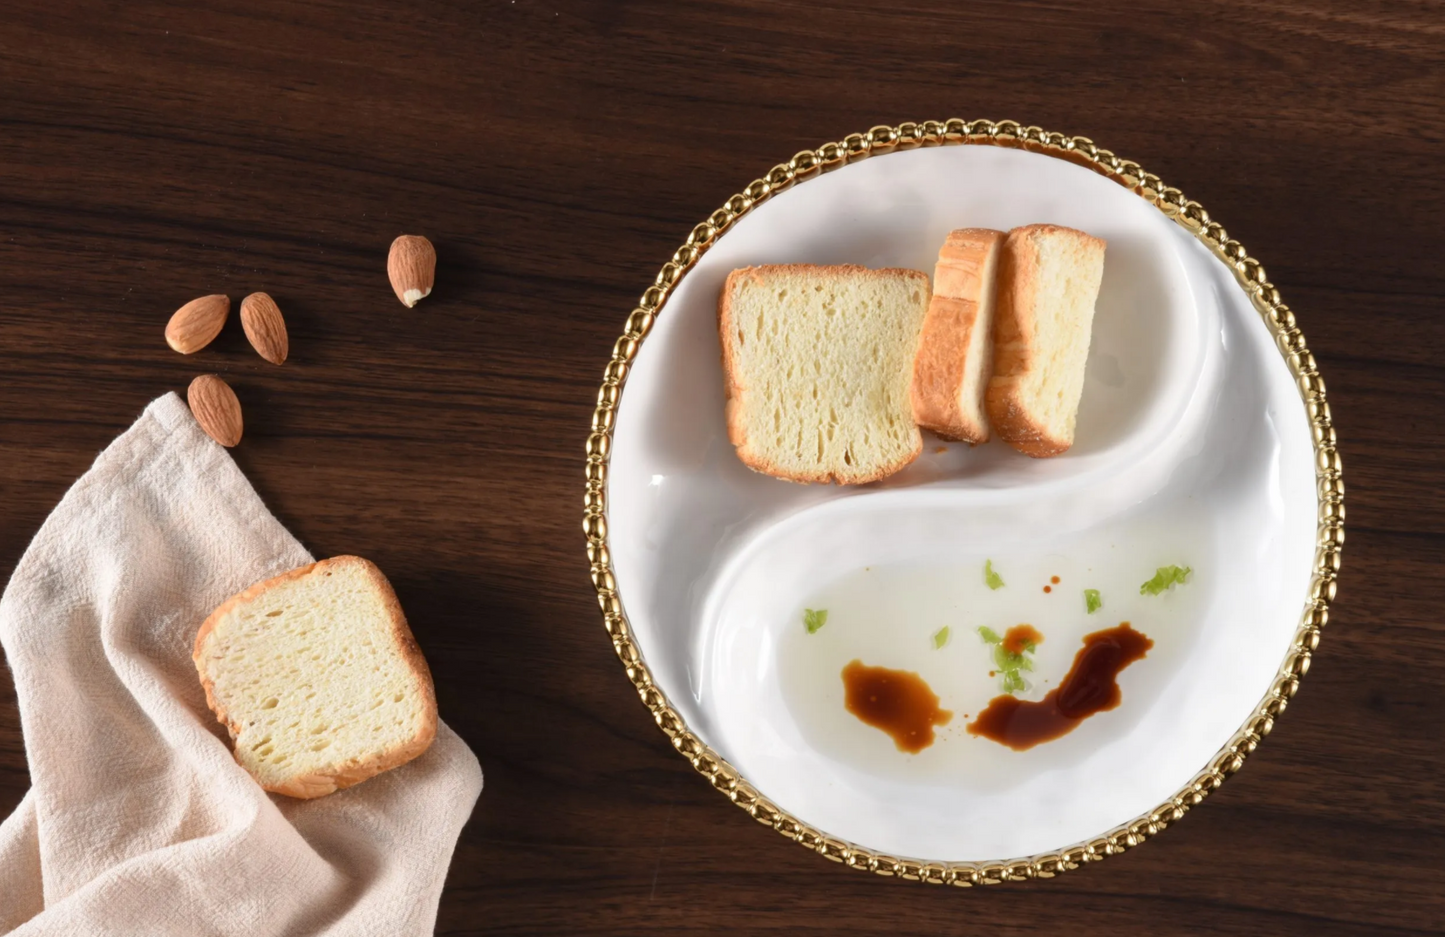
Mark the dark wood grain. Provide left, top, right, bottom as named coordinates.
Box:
left=0, top=1, right=1441, bottom=933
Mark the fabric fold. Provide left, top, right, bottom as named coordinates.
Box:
left=0, top=393, right=480, bottom=936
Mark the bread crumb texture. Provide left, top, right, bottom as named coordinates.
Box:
left=722, top=265, right=929, bottom=484
left=194, top=556, right=436, bottom=797
left=988, top=225, right=1106, bottom=456
left=1019, top=232, right=1101, bottom=429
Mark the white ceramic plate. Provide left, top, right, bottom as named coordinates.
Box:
left=601, top=137, right=1328, bottom=868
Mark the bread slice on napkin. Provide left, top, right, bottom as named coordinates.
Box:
left=719, top=264, right=932, bottom=484
left=193, top=555, right=437, bottom=799
left=911, top=228, right=1006, bottom=442
left=985, top=224, right=1107, bottom=457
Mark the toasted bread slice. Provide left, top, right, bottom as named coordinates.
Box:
left=193, top=556, right=437, bottom=799
left=911, top=228, right=1006, bottom=442
left=985, top=224, right=1107, bottom=457
left=719, top=264, right=932, bottom=484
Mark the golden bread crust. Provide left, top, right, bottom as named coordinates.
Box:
left=911, top=229, right=1005, bottom=442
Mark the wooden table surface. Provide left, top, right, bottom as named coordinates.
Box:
left=1, top=2, right=1442, bottom=934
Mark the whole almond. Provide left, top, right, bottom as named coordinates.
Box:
left=240, top=292, right=289, bottom=365
left=165, top=294, right=230, bottom=354
left=187, top=374, right=243, bottom=447
left=387, top=235, right=435, bottom=308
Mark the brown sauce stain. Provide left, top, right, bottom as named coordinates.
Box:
left=968, top=623, right=1152, bottom=751
left=1051, top=575, right=1061, bottom=584
left=1001, top=624, right=1043, bottom=655
left=841, top=660, right=952, bottom=753
left=1043, top=585, right=1052, bottom=593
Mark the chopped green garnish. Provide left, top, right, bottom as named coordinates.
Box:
left=993, top=643, right=1033, bottom=672
left=984, top=559, right=1005, bottom=590
left=1084, top=588, right=1102, bottom=614
left=979, top=625, right=1037, bottom=695
left=1140, top=565, right=1192, bottom=596
left=803, top=608, right=828, bottom=634
left=932, top=626, right=951, bottom=649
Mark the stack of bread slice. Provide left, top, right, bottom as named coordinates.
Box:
left=915, top=224, right=1107, bottom=456
left=718, top=224, right=1105, bottom=484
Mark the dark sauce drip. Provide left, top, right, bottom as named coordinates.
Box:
left=841, top=660, right=952, bottom=753
left=967, top=623, right=1152, bottom=751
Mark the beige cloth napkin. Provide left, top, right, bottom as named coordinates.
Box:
left=0, top=393, right=482, bottom=936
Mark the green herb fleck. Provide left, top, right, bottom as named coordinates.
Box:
left=978, top=626, right=1037, bottom=695
left=803, top=608, right=828, bottom=634
left=993, top=643, right=1034, bottom=672
left=984, top=559, right=1005, bottom=590
left=932, top=626, right=950, bottom=649
left=1084, top=588, right=1102, bottom=614
left=1140, top=565, right=1192, bottom=596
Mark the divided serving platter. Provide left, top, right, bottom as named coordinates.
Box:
left=583, top=120, right=1343, bottom=884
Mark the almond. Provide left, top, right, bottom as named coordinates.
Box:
left=240, top=292, right=289, bottom=365
left=165, top=294, right=230, bottom=354
left=387, top=235, right=435, bottom=307
left=187, top=374, right=243, bottom=447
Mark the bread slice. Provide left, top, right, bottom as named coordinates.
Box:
left=719, top=264, right=932, bottom=484
left=193, top=555, right=437, bottom=799
left=910, top=228, right=1006, bottom=442
left=985, top=224, right=1107, bottom=457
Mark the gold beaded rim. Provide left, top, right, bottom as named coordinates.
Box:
left=583, top=120, right=1343, bottom=885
